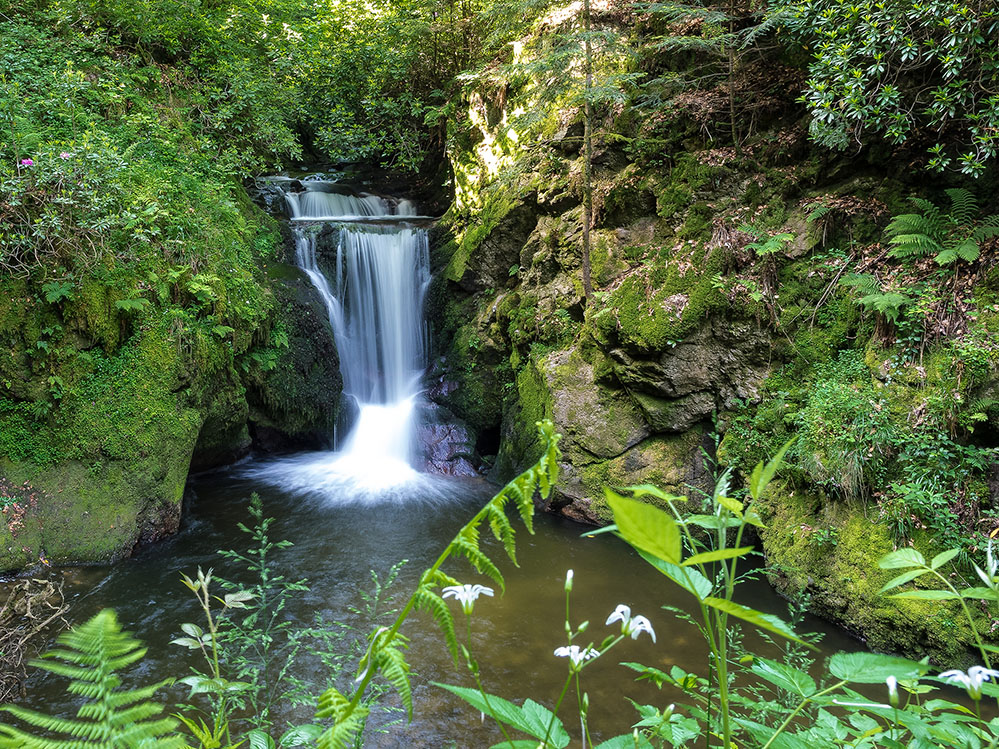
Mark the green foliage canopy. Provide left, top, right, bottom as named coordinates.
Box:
left=771, top=0, right=999, bottom=175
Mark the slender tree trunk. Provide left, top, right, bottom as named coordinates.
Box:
left=728, top=0, right=741, bottom=153
left=581, top=0, right=594, bottom=306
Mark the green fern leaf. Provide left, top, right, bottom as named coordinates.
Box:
left=429, top=569, right=461, bottom=588
left=972, top=220, right=999, bottom=244
left=454, top=526, right=505, bottom=591
left=0, top=609, right=182, bottom=749
left=859, top=292, right=910, bottom=322
left=316, top=688, right=369, bottom=749
left=806, top=203, right=833, bottom=223
left=487, top=503, right=518, bottom=566
left=414, top=586, right=459, bottom=661
left=945, top=187, right=978, bottom=228
left=375, top=643, right=412, bottom=718
left=907, top=197, right=945, bottom=237
left=840, top=273, right=879, bottom=297
left=938, top=238, right=980, bottom=264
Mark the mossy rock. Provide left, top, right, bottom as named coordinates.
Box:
left=245, top=264, right=341, bottom=451
left=759, top=485, right=984, bottom=666
left=560, top=430, right=707, bottom=523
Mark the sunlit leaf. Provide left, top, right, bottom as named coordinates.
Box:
left=606, top=490, right=681, bottom=564
left=828, top=652, right=927, bottom=683
left=703, top=597, right=810, bottom=646
left=878, top=548, right=926, bottom=569
left=681, top=547, right=753, bottom=567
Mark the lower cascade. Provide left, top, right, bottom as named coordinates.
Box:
left=266, top=181, right=432, bottom=492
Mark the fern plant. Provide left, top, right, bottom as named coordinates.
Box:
left=886, top=188, right=999, bottom=265
left=315, top=419, right=562, bottom=749
left=840, top=273, right=911, bottom=323
left=0, top=609, right=183, bottom=749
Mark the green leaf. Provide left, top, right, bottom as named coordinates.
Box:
left=930, top=549, right=961, bottom=570
left=224, top=590, right=255, bottom=608
left=682, top=547, right=753, bottom=567
left=890, top=589, right=961, bottom=600
left=718, top=496, right=744, bottom=515
left=605, top=490, right=681, bottom=564
left=279, top=725, right=324, bottom=747
left=960, top=587, right=999, bottom=601
left=169, top=637, right=203, bottom=650
left=751, top=657, right=816, bottom=697
left=433, top=683, right=569, bottom=748
left=828, top=652, right=928, bottom=683
left=248, top=729, right=276, bottom=749
left=683, top=514, right=742, bottom=530
left=594, top=735, right=655, bottom=749
left=703, top=597, right=810, bottom=646
left=879, top=568, right=930, bottom=593
left=878, top=548, right=927, bottom=569
left=748, top=438, right=794, bottom=501
left=639, top=550, right=712, bottom=600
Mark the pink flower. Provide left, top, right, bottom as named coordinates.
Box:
left=59, top=152, right=71, bottom=160
left=20, top=158, right=33, bottom=166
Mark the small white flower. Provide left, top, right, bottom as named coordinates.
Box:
left=606, top=604, right=631, bottom=626
left=565, top=569, right=574, bottom=592
left=554, top=645, right=599, bottom=668
left=939, top=665, right=999, bottom=700
left=605, top=604, right=656, bottom=642
left=442, top=584, right=494, bottom=615
left=886, top=675, right=899, bottom=707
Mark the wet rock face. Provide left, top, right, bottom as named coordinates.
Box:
left=610, top=319, right=772, bottom=429
left=416, top=403, right=481, bottom=477
left=542, top=348, right=651, bottom=459
left=455, top=201, right=539, bottom=294
left=244, top=264, right=342, bottom=454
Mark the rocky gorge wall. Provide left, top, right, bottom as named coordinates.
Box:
left=429, top=43, right=999, bottom=664
left=0, top=190, right=342, bottom=573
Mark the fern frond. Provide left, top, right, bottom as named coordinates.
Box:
left=453, top=525, right=505, bottom=591
left=972, top=220, right=999, bottom=244
left=428, top=569, right=461, bottom=588
left=858, top=292, right=910, bottom=322
left=316, top=688, right=369, bottom=749
left=907, top=197, right=945, bottom=237
left=414, top=586, right=459, bottom=662
left=375, top=643, right=412, bottom=718
left=840, top=273, right=880, bottom=297
left=945, top=187, right=978, bottom=228
left=938, top=238, right=980, bottom=265
left=0, top=610, right=182, bottom=749
left=806, top=203, right=832, bottom=223
left=487, top=503, right=518, bottom=565
left=887, top=231, right=944, bottom=259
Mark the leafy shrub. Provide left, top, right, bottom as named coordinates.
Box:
left=795, top=351, right=897, bottom=500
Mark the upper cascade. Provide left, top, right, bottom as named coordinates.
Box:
left=284, top=185, right=418, bottom=221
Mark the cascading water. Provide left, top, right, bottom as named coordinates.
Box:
left=260, top=182, right=432, bottom=493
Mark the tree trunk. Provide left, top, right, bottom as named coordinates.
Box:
left=581, top=0, right=594, bottom=306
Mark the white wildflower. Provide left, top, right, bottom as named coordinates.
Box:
left=442, top=584, right=494, bottom=615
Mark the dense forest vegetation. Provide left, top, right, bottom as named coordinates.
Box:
left=2, top=0, right=999, bottom=745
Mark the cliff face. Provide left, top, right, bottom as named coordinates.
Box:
left=429, top=16, right=999, bottom=662
left=0, top=184, right=340, bottom=570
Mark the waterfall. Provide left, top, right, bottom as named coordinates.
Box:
left=283, top=184, right=430, bottom=491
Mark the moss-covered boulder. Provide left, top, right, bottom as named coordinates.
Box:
left=0, top=326, right=203, bottom=570
left=494, top=344, right=707, bottom=519
left=759, top=485, right=981, bottom=666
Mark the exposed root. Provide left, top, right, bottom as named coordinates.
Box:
left=0, top=575, right=70, bottom=703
